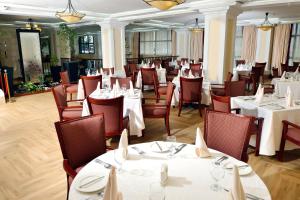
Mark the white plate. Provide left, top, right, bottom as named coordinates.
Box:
left=75, top=173, right=107, bottom=193
left=150, top=142, right=170, bottom=153
left=223, top=162, right=253, bottom=176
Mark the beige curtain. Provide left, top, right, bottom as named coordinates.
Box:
left=171, top=30, right=177, bottom=56
left=132, top=32, right=139, bottom=58
left=271, top=24, right=291, bottom=74
left=190, top=29, right=204, bottom=63
left=241, top=25, right=257, bottom=64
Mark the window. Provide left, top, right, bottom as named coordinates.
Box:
left=288, top=23, right=300, bottom=65
left=78, top=35, right=95, bottom=54
left=140, top=30, right=172, bottom=56
left=234, top=26, right=243, bottom=59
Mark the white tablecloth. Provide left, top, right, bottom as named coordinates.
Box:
left=271, top=78, right=300, bottom=99
left=171, top=76, right=211, bottom=106
left=135, top=68, right=167, bottom=88
left=0, top=89, right=5, bottom=104
left=69, top=142, right=271, bottom=200
left=233, top=64, right=252, bottom=76
left=82, top=89, right=145, bottom=137
left=231, top=95, right=300, bottom=156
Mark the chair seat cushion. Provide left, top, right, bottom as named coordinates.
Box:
left=62, top=107, right=82, bottom=120
left=143, top=105, right=167, bottom=117
left=158, top=87, right=167, bottom=95
left=287, top=128, right=300, bottom=144
left=68, top=166, right=84, bottom=185
left=66, top=84, right=78, bottom=93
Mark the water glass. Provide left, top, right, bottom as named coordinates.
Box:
left=210, top=162, right=225, bottom=192
left=166, top=136, right=176, bottom=158
left=149, top=183, right=165, bottom=200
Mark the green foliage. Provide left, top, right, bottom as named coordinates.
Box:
left=19, top=82, right=43, bottom=92
left=50, top=55, right=59, bottom=66
left=57, top=24, right=77, bottom=57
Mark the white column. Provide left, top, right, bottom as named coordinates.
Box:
left=97, top=20, right=127, bottom=71
left=201, top=4, right=241, bottom=83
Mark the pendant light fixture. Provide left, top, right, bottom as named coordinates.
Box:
left=190, top=18, right=201, bottom=32
left=143, top=0, right=185, bottom=11
left=25, top=18, right=42, bottom=32
left=56, top=0, right=85, bottom=23
left=258, top=12, right=273, bottom=31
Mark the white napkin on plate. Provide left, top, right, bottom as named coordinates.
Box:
left=188, top=70, right=194, bottom=78
left=280, top=71, right=286, bottom=81
left=103, top=167, right=123, bottom=200
left=129, top=81, right=135, bottom=96
left=195, top=127, right=211, bottom=158
left=118, top=129, right=128, bottom=160
left=286, top=86, right=293, bottom=107
left=227, top=165, right=245, bottom=200
left=254, top=87, right=264, bottom=104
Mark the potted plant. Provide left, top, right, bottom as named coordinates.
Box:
left=50, top=55, right=62, bottom=83
left=57, top=24, right=77, bottom=59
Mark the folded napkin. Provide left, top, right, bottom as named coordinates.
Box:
left=115, top=80, right=121, bottom=93
left=151, top=63, right=155, bottom=68
left=195, top=127, right=211, bottom=158
left=280, top=71, right=286, bottom=81
left=103, top=167, right=123, bottom=200
left=96, top=70, right=100, bottom=76
left=93, top=81, right=101, bottom=95
left=177, top=69, right=181, bottom=78
left=188, top=70, right=194, bottom=78
left=141, top=60, right=145, bottom=65
left=109, top=69, right=113, bottom=76
left=227, top=165, right=245, bottom=200
left=160, top=163, right=168, bottom=186
left=254, top=87, right=264, bottom=104
left=129, top=81, right=135, bottom=96
left=118, top=129, right=128, bottom=160
left=100, top=68, right=104, bottom=75
left=201, top=69, right=205, bottom=78
left=111, top=84, right=117, bottom=98
left=87, top=71, right=91, bottom=76
left=286, top=86, right=293, bottom=107
left=232, top=71, right=239, bottom=81
left=255, top=84, right=262, bottom=98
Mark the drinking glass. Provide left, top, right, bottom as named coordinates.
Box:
left=166, top=136, right=176, bottom=158
left=149, top=183, right=165, bottom=200
left=210, top=162, right=225, bottom=192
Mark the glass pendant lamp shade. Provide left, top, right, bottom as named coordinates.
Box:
left=258, top=12, right=273, bottom=31
left=143, top=0, right=185, bottom=11
left=56, top=0, right=85, bottom=23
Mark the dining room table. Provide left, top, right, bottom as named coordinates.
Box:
left=81, top=88, right=145, bottom=137
left=68, top=142, right=271, bottom=200
left=271, top=77, right=300, bottom=99
left=231, top=94, right=300, bottom=156
left=171, top=76, right=211, bottom=106
left=233, top=64, right=252, bottom=76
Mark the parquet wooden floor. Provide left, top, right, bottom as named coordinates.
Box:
left=0, top=92, right=299, bottom=200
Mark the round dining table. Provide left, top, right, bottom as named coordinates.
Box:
left=69, top=142, right=271, bottom=200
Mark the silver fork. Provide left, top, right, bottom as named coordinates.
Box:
left=131, top=146, right=146, bottom=155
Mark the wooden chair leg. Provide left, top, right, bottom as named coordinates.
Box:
left=165, top=116, right=171, bottom=136
left=178, top=99, right=182, bottom=116
left=66, top=175, right=70, bottom=200
left=255, top=133, right=261, bottom=156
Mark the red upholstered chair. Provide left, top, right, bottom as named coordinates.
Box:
left=52, top=84, right=82, bottom=121
left=204, top=110, right=253, bottom=162
left=235, top=59, right=245, bottom=67
left=81, top=75, right=102, bottom=98
left=110, top=77, right=132, bottom=89
left=210, top=94, right=263, bottom=156
left=153, top=72, right=168, bottom=102
left=60, top=71, right=78, bottom=100
left=142, top=82, right=175, bottom=136
left=190, top=63, right=202, bottom=76
left=278, top=120, right=300, bottom=161
left=224, top=80, right=246, bottom=97
left=210, top=72, right=234, bottom=96
left=178, top=77, right=204, bottom=117
left=102, top=68, right=114, bottom=75
left=141, top=68, right=156, bottom=92
left=123, top=65, right=131, bottom=77
left=87, top=96, right=130, bottom=142
left=129, top=63, right=138, bottom=74
left=55, top=114, right=106, bottom=198
left=272, top=67, right=279, bottom=78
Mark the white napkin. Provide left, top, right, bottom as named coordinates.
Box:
left=151, top=63, right=155, bottom=68
left=286, top=86, right=293, bottom=107
left=111, top=84, right=117, bottom=98
left=129, top=81, right=135, bottom=96
left=201, top=69, right=204, bottom=78
left=232, top=71, right=239, bottom=81
left=188, top=70, right=194, bottom=78
left=160, top=163, right=168, bottom=186
left=177, top=69, right=181, bottom=78
left=227, top=165, right=245, bottom=200
left=141, top=60, right=144, bottom=65
left=93, top=81, right=101, bottom=95
left=181, top=61, right=183, bottom=66
left=115, top=80, right=121, bottom=93
left=118, top=129, right=128, bottom=160
left=109, top=68, right=113, bottom=76
left=195, top=127, right=211, bottom=158
left=254, top=87, right=264, bottom=104
left=159, top=64, right=162, bottom=69
left=274, top=83, right=279, bottom=96
left=294, top=67, right=299, bottom=75
left=87, top=71, right=91, bottom=76
left=103, top=167, right=123, bottom=200
left=281, top=71, right=286, bottom=81
left=255, top=84, right=262, bottom=98
left=100, top=68, right=104, bottom=75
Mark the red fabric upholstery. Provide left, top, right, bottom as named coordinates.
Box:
left=204, top=110, right=253, bottom=162
left=210, top=72, right=233, bottom=96
left=110, top=77, right=131, bottom=89
left=129, top=63, right=138, bottom=74
left=224, top=80, right=246, bottom=97
left=87, top=96, right=129, bottom=138
left=190, top=64, right=202, bottom=76
left=211, top=94, right=231, bottom=113
left=62, top=108, right=82, bottom=120
left=141, top=68, right=156, bottom=91
left=68, top=166, right=84, bottom=185
left=60, top=71, right=70, bottom=85
left=143, top=82, right=175, bottom=136
left=178, top=77, right=203, bottom=116
left=81, top=75, right=102, bottom=98
left=153, top=72, right=167, bottom=101
left=123, top=65, right=131, bottom=77
left=66, top=84, right=78, bottom=93
left=60, top=71, right=78, bottom=100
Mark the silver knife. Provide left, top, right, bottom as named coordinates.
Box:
left=155, top=141, right=163, bottom=152
left=173, top=144, right=187, bottom=155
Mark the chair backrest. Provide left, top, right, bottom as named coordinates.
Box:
left=165, top=82, right=176, bottom=108
left=87, top=96, right=124, bottom=137
left=255, top=62, right=266, bottom=68
left=128, top=63, right=138, bottom=73
left=235, top=59, right=245, bottom=67
left=272, top=67, right=279, bottom=78
left=225, top=72, right=233, bottom=82
left=102, top=68, right=114, bottom=75
left=190, top=64, right=202, bottom=76
left=211, top=94, right=231, bottom=113
left=110, top=77, right=131, bottom=89
left=52, top=85, right=67, bottom=120
left=204, top=110, right=253, bottom=162
left=180, top=77, right=203, bottom=102
left=55, top=114, right=106, bottom=169
left=60, top=71, right=70, bottom=85
left=81, top=75, right=102, bottom=98
left=141, top=68, right=156, bottom=85
left=123, top=65, right=131, bottom=77
left=225, top=80, right=245, bottom=97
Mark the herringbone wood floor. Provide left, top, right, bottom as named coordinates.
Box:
left=0, top=92, right=299, bottom=200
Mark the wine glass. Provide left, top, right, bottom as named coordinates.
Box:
left=210, top=162, right=225, bottom=192
left=166, top=136, right=176, bottom=158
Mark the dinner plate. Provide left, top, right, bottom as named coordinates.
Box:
left=150, top=142, right=170, bottom=153
left=223, top=162, right=253, bottom=176
left=75, top=173, right=107, bottom=193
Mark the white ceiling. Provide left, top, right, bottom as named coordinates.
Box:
left=0, top=0, right=300, bottom=29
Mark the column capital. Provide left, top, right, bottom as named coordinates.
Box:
left=96, top=19, right=128, bottom=29
left=199, top=1, right=242, bottom=19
